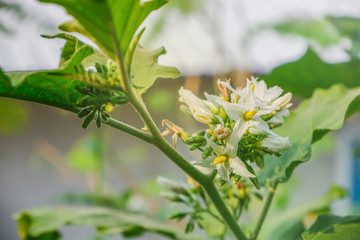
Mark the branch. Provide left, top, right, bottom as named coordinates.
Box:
left=251, top=182, right=278, bottom=240
left=104, top=118, right=153, bottom=144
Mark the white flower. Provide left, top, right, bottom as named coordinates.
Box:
left=259, top=134, right=291, bottom=153
left=205, top=120, right=256, bottom=180
left=215, top=79, right=275, bottom=122
left=245, top=76, right=293, bottom=111
left=179, top=87, right=217, bottom=124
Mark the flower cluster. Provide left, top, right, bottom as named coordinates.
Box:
left=178, top=77, right=292, bottom=182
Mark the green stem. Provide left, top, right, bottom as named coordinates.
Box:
left=202, top=181, right=248, bottom=240
left=252, top=182, right=278, bottom=240
left=104, top=118, right=153, bottom=144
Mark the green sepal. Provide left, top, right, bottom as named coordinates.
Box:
left=95, top=111, right=102, bottom=128
left=169, top=212, right=189, bottom=222
left=82, top=111, right=95, bottom=129
left=77, top=107, right=92, bottom=118
left=185, top=219, right=195, bottom=233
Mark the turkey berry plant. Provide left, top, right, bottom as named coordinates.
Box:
left=1, top=0, right=360, bottom=240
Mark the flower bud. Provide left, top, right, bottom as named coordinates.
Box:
left=272, top=92, right=292, bottom=109
left=214, top=125, right=232, bottom=140
left=179, top=87, right=216, bottom=124
left=104, top=103, right=114, bottom=113
left=259, top=135, right=291, bottom=153
left=248, top=127, right=266, bottom=136
left=201, top=147, right=213, bottom=159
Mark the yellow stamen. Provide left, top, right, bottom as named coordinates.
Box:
left=211, top=156, right=227, bottom=165
left=244, top=109, right=258, bottom=120
left=251, top=84, right=255, bottom=91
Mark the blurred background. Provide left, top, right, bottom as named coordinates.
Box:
left=1, top=0, right=360, bottom=239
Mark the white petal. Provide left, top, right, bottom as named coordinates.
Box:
left=216, top=99, right=243, bottom=121
left=254, top=80, right=267, bottom=99
left=230, top=158, right=255, bottom=178
left=266, top=85, right=283, bottom=102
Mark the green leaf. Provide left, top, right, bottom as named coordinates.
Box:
left=66, top=136, right=101, bottom=173
left=131, top=46, right=180, bottom=94
left=0, top=36, right=97, bottom=112
left=40, top=1, right=179, bottom=94
left=197, top=212, right=226, bottom=237
left=42, top=33, right=108, bottom=67
left=302, top=214, right=360, bottom=240
left=0, top=70, right=81, bottom=112
left=260, top=186, right=348, bottom=240
left=258, top=84, right=360, bottom=185
left=13, top=206, right=200, bottom=240
left=262, top=48, right=360, bottom=98
left=40, top=0, right=167, bottom=61
left=0, top=99, right=29, bottom=134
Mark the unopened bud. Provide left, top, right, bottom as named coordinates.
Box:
left=272, top=92, right=292, bottom=109
left=201, top=147, right=213, bottom=159
left=185, top=136, right=205, bottom=144
left=104, top=103, right=114, bottom=113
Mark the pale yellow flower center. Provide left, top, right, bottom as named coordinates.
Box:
left=244, top=109, right=258, bottom=120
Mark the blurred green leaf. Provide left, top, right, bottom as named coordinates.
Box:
left=54, top=191, right=132, bottom=210
left=302, top=214, right=360, bottom=240
left=0, top=2, right=26, bottom=34
left=67, top=136, right=101, bottom=173
left=13, top=206, right=200, bottom=240
left=260, top=186, right=348, bottom=240
left=197, top=212, right=226, bottom=237
left=146, top=88, right=176, bottom=113
left=131, top=46, right=180, bottom=94
left=269, top=19, right=341, bottom=47
left=118, top=144, right=149, bottom=164
left=263, top=48, right=360, bottom=98
left=0, top=99, right=28, bottom=134
left=265, top=16, right=360, bottom=60
left=258, top=84, right=360, bottom=185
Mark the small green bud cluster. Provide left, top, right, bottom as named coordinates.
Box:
left=237, top=134, right=268, bottom=168
left=157, top=176, right=219, bottom=234
left=183, top=130, right=206, bottom=151
left=76, top=86, right=128, bottom=129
